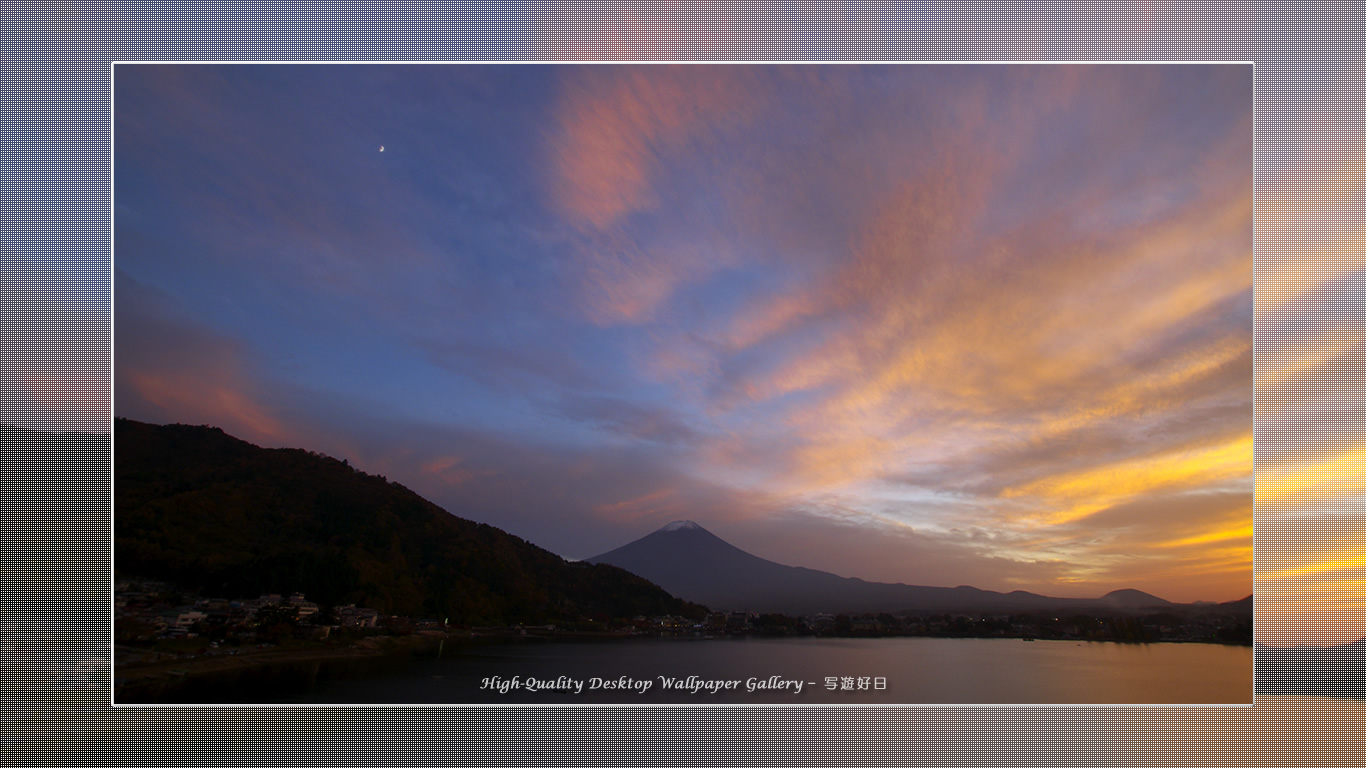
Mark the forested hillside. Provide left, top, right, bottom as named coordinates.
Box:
left=115, top=419, right=705, bottom=624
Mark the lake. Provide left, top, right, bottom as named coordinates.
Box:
left=130, top=635, right=1253, bottom=705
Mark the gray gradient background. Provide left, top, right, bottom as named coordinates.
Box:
left=2, top=2, right=1363, bottom=766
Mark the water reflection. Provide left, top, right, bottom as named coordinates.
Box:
left=124, top=636, right=1253, bottom=705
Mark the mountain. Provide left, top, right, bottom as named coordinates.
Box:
left=1098, top=588, right=1174, bottom=609
left=588, top=520, right=1185, bottom=616
left=114, top=419, right=706, bottom=624
left=2, top=424, right=110, bottom=618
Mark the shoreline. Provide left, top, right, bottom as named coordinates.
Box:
left=114, top=629, right=1250, bottom=701
left=113, top=633, right=1253, bottom=706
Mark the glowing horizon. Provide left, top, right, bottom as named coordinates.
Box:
left=113, top=64, right=1254, bottom=607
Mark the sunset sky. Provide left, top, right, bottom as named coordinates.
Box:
left=114, top=64, right=1254, bottom=605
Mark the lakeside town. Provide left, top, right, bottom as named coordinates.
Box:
left=110, top=422, right=1252, bottom=705
left=116, top=578, right=1251, bottom=646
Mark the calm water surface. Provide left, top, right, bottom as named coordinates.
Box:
left=149, top=636, right=1252, bottom=705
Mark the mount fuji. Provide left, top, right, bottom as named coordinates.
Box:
left=587, top=520, right=1185, bottom=616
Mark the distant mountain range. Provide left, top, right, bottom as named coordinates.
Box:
left=111, top=418, right=1250, bottom=627
left=114, top=419, right=705, bottom=625
left=589, top=520, right=1250, bottom=617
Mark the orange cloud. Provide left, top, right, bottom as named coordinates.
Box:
left=1260, top=555, right=1366, bottom=582
left=629, top=69, right=1255, bottom=602
left=1256, top=327, right=1362, bottom=389
left=1258, top=445, right=1366, bottom=508
left=732, top=172, right=1250, bottom=494
left=123, top=369, right=284, bottom=443
left=1002, top=435, right=1252, bottom=525
left=17, top=369, right=110, bottom=433
left=115, top=270, right=288, bottom=445
left=1156, top=522, right=1254, bottom=549
left=417, top=454, right=491, bottom=487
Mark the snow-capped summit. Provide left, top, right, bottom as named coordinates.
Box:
left=658, top=520, right=703, bottom=532
left=587, top=521, right=1183, bottom=616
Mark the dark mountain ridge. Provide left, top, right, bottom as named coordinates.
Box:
left=114, top=418, right=705, bottom=624
left=589, top=520, right=1242, bottom=617
left=2, top=424, right=110, bottom=621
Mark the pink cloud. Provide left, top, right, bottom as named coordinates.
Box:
left=547, top=66, right=772, bottom=324
left=418, top=454, right=490, bottom=487
left=115, top=271, right=286, bottom=446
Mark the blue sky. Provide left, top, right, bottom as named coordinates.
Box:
left=114, top=64, right=1254, bottom=603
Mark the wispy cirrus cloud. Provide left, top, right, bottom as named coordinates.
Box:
left=115, top=64, right=1256, bottom=606
left=546, top=66, right=772, bottom=324
left=587, top=65, right=1256, bottom=597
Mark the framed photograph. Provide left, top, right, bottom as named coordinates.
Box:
left=110, top=61, right=1253, bottom=708
left=4, top=3, right=1363, bottom=765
